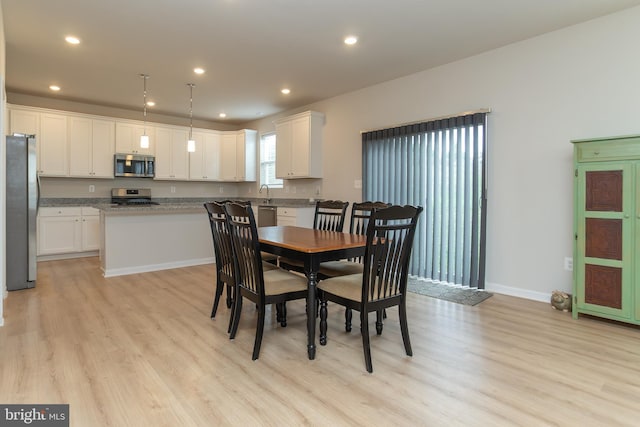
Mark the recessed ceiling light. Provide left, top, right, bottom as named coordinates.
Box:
left=194, top=67, right=205, bottom=75
left=49, top=85, right=61, bottom=91
left=281, top=88, right=291, bottom=95
left=146, top=101, right=155, bottom=107
left=218, top=113, right=227, bottom=118
left=65, top=36, right=80, bottom=45
left=344, top=36, right=358, bottom=45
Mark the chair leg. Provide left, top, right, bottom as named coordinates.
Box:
left=225, top=282, right=233, bottom=309
left=319, top=299, right=328, bottom=345
left=252, top=305, right=266, bottom=360
left=280, top=302, right=287, bottom=327
left=360, top=311, right=373, bottom=373
left=229, top=294, right=243, bottom=339
left=345, top=308, right=352, bottom=332
left=376, top=310, right=384, bottom=335
left=399, top=301, right=413, bottom=357
left=211, top=278, right=224, bottom=318
left=275, top=303, right=282, bottom=324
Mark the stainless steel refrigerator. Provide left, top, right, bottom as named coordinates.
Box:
left=6, top=134, right=38, bottom=290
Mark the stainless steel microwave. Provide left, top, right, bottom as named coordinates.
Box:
left=114, top=154, right=155, bottom=178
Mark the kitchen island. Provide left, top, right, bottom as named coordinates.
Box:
left=97, top=203, right=214, bottom=277
left=41, top=197, right=317, bottom=277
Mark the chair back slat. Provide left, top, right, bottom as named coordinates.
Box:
left=204, top=202, right=235, bottom=279
left=362, top=205, right=423, bottom=304
left=313, top=200, right=349, bottom=232
left=224, top=202, right=265, bottom=300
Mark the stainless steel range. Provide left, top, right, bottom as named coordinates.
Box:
left=111, top=188, right=159, bottom=206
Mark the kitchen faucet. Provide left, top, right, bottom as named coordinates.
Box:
left=259, top=184, right=270, bottom=204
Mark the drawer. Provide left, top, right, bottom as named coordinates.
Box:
left=575, top=136, right=640, bottom=162
left=277, top=207, right=297, bottom=217
left=38, top=206, right=82, bottom=217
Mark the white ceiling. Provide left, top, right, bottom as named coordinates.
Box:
left=4, top=0, right=640, bottom=125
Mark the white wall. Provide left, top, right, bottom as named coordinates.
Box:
left=246, top=6, right=640, bottom=302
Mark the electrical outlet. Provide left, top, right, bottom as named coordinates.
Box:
left=316, top=186, right=321, bottom=195
left=354, top=179, right=362, bottom=189
left=564, top=257, right=573, bottom=271
left=170, top=186, right=176, bottom=193
left=88, top=185, right=95, bottom=193
left=220, top=187, right=224, bottom=194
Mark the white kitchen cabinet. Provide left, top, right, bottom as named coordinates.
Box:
left=10, top=107, right=69, bottom=176
left=69, top=116, right=116, bottom=178
left=10, top=108, right=39, bottom=136
left=81, top=207, right=100, bottom=251
left=276, top=207, right=315, bottom=228
left=275, top=111, right=324, bottom=179
left=220, top=129, right=257, bottom=182
left=189, top=130, right=221, bottom=181
left=39, top=113, right=69, bottom=176
left=115, top=121, right=155, bottom=155
left=154, top=126, right=190, bottom=180
left=38, top=207, right=100, bottom=256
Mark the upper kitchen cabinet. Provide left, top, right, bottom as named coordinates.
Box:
left=10, top=108, right=39, bottom=135
left=39, top=113, right=69, bottom=176
left=220, top=129, right=257, bottom=182
left=69, top=116, right=116, bottom=178
left=154, top=126, right=190, bottom=180
left=115, top=121, right=155, bottom=155
left=189, top=130, right=221, bottom=181
left=9, top=107, right=68, bottom=176
left=275, top=111, right=324, bottom=179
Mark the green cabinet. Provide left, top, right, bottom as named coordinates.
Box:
left=572, top=135, right=640, bottom=324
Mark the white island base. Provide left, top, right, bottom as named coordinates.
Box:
left=100, top=208, right=213, bottom=277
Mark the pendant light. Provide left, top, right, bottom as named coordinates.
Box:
left=187, top=83, right=196, bottom=153
left=140, top=74, right=150, bottom=149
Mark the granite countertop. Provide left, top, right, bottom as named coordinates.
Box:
left=40, top=197, right=318, bottom=212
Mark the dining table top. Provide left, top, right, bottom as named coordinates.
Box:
left=258, top=225, right=367, bottom=253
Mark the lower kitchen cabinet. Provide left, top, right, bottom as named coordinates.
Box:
left=38, top=207, right=100, bottom=257
left=276, top=207, right=314, bottom=228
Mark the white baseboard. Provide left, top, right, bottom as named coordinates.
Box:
left=485, top=281, right=550, bottom=303
left=102, top=257, right=214, bottom=278
left=38, top=251, right=99, bottom=262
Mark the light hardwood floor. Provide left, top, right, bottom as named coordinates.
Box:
left=2, top=257, right=640, bottom=426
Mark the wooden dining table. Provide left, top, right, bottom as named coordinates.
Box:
left=258, top=225, right=367, bottom=360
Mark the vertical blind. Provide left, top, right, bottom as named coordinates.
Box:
left=362, top=112, right=487, bottom=288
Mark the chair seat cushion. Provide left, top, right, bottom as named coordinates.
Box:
left=318, top=273, right=363, bottom=302
left=262, top=261, right=279, bottom=272
left=319, top=260, right=363, bottom=278
left=263, top=268, right=308, bottom=296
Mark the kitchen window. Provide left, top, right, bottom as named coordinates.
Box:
left=260, top=132, right=283, bottom=188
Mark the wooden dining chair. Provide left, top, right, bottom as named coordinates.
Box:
left=318, top=204, right=423, bottom=373
left=203, top=202, right=236, bottom=322
left=279, top=200, right=349, bottom=274
left=224, top=202, right=309, bottom=360
left=317, top=201, right=391, bottom=332
left=204, top=201, right=277, bottom=331
left=318, top=201, right=390, bottom=278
